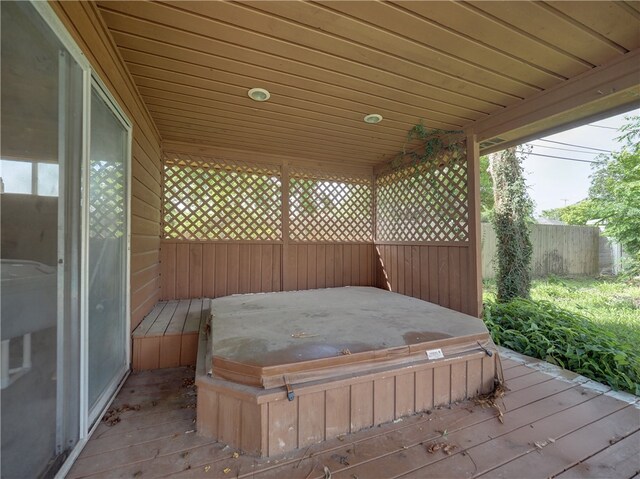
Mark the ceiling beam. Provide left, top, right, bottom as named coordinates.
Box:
left=467, top=48, right=640, bottom=151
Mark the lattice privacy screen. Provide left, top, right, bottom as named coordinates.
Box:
left=375, top=151, right=469, bottom=242
left=163, top=154, right=282, bottom=241
left=289, top=168, right=372, bottom=242
left=89, top=160, right=125, bottom=239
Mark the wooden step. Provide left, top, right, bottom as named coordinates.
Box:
left=132, top=299, right=208, bottom=371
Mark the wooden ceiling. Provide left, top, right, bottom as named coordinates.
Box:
left=96, top=1, right=640, bottom=167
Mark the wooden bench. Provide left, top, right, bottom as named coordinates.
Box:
left=132, top=299, right=207, bottom=371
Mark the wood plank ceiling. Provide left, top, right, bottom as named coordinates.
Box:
left=96, top=1, right=640, bottom=168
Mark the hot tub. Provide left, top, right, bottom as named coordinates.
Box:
left=196, top=287, right=499, bottom=456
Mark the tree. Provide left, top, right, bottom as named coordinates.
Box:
left=489, top=146, right=534, bottom=301
left=588, top=115, right=640, bottom=270
left=542, top=199, right=599, bottom=225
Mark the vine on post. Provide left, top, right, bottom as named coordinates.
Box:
left=488, top=146, right=534, bottom=302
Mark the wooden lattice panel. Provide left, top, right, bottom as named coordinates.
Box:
left=163, top=153, right=282, bottom=241
left=289, top=168, right=373, bottom=242
left=375, top=152, right=469, bottom=242
left=89, top=160, right=125, bottom=239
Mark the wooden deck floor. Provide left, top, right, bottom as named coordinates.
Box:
left=68, top=356, right=639, bottom=479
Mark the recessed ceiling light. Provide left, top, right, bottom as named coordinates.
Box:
left=364, top=113, right=383, bottom=124
left=248, top=87, right=270, bottom=102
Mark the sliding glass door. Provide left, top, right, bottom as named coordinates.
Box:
left=87, top=85, right=130, bottom=421
left=1, top=2, right=131, bottom=476
left=1, top=2, right=83, bottom=477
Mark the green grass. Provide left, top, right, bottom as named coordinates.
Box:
left=482, top=277, right=640, bottom=395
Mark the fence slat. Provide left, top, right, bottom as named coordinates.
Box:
left=481, top=223, right=600, bottom=279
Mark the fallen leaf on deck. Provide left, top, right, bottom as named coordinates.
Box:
left=232, top=452, right=240, bottom=459
left=474, top=380, right=508, bottom=424
left=427, top=443, right=442, bottom=453
left=330, top=454, right=350, bottom=466
left=427, top=442, right=457, bottom=455
left=443, top=444, right=457, bottom=455
left=182, top=378, right=195, bottom=388
left=223, top=467, right=232, bottom=474
left=101, top=403, right=141, bottom=426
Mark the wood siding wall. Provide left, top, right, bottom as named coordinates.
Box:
left=481, top=223, right=600, bottom=279
left=282, top=243, right=375, bottom=292
left=374, top=244, right=474, bottom=316
left=160, top=241, right=375, bottom=300
left=51, top=2, right=163, bottom=329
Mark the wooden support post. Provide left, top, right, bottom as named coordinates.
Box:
left=371, top=171, right=378, bottom=287
left=281, top=162, right=290, bottom=291
left=466, top=134, right=482, bottom=317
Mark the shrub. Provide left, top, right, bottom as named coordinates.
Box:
left=484, top=298, right=639, bottom=395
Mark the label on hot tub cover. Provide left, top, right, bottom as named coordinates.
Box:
left=426, top=348, right=444, bottom=360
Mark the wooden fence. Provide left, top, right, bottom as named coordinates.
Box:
left=481, top=223, right=600, bottom=279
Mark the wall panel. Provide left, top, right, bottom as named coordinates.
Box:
left=161, top=242, right=283, bottom=300
left=375, top=244, right=475, bottom=316
left=161, top=241, right=376, bottom=300
left=282, top=243, right=375, bottom=292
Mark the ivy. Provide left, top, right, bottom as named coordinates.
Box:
left=391, top=121, right=465, bottom=169
left=488, top=147, right=534, bottom=301
left=484, top=298, right=639, bottom=395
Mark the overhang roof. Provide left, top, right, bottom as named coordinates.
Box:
left=97, top=1, right=640, bottom=167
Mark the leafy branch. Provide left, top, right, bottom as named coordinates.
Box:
left=391, top=121, right=465, bottom=169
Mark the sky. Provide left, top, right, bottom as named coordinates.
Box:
left=520, top=108, right=639, bottom=216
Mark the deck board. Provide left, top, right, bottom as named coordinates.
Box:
left=554, top=429, right=640, bottom=478
left=147, top=300, right=179, bottom=336
left=485, top=406, right=640, bottom=478
left=68, top=360, right=639, bottom=479
left=300, top=380, right=606, bottom=478
left=165, top=299, right=190, bottom=335
left=132, top=301, right=166, bottom=338
left=183, top=298, right=203, bottom=333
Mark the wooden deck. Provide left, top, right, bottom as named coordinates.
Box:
left=68, top=354, right=640, bottom=479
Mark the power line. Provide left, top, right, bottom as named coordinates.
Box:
left=587, top=124, right=618, bottom=130
left=538, top=139, right=611, bottom=153
left=529, top=143, right=601, bottom=156
left=527, top=152, right=598, bottom=164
